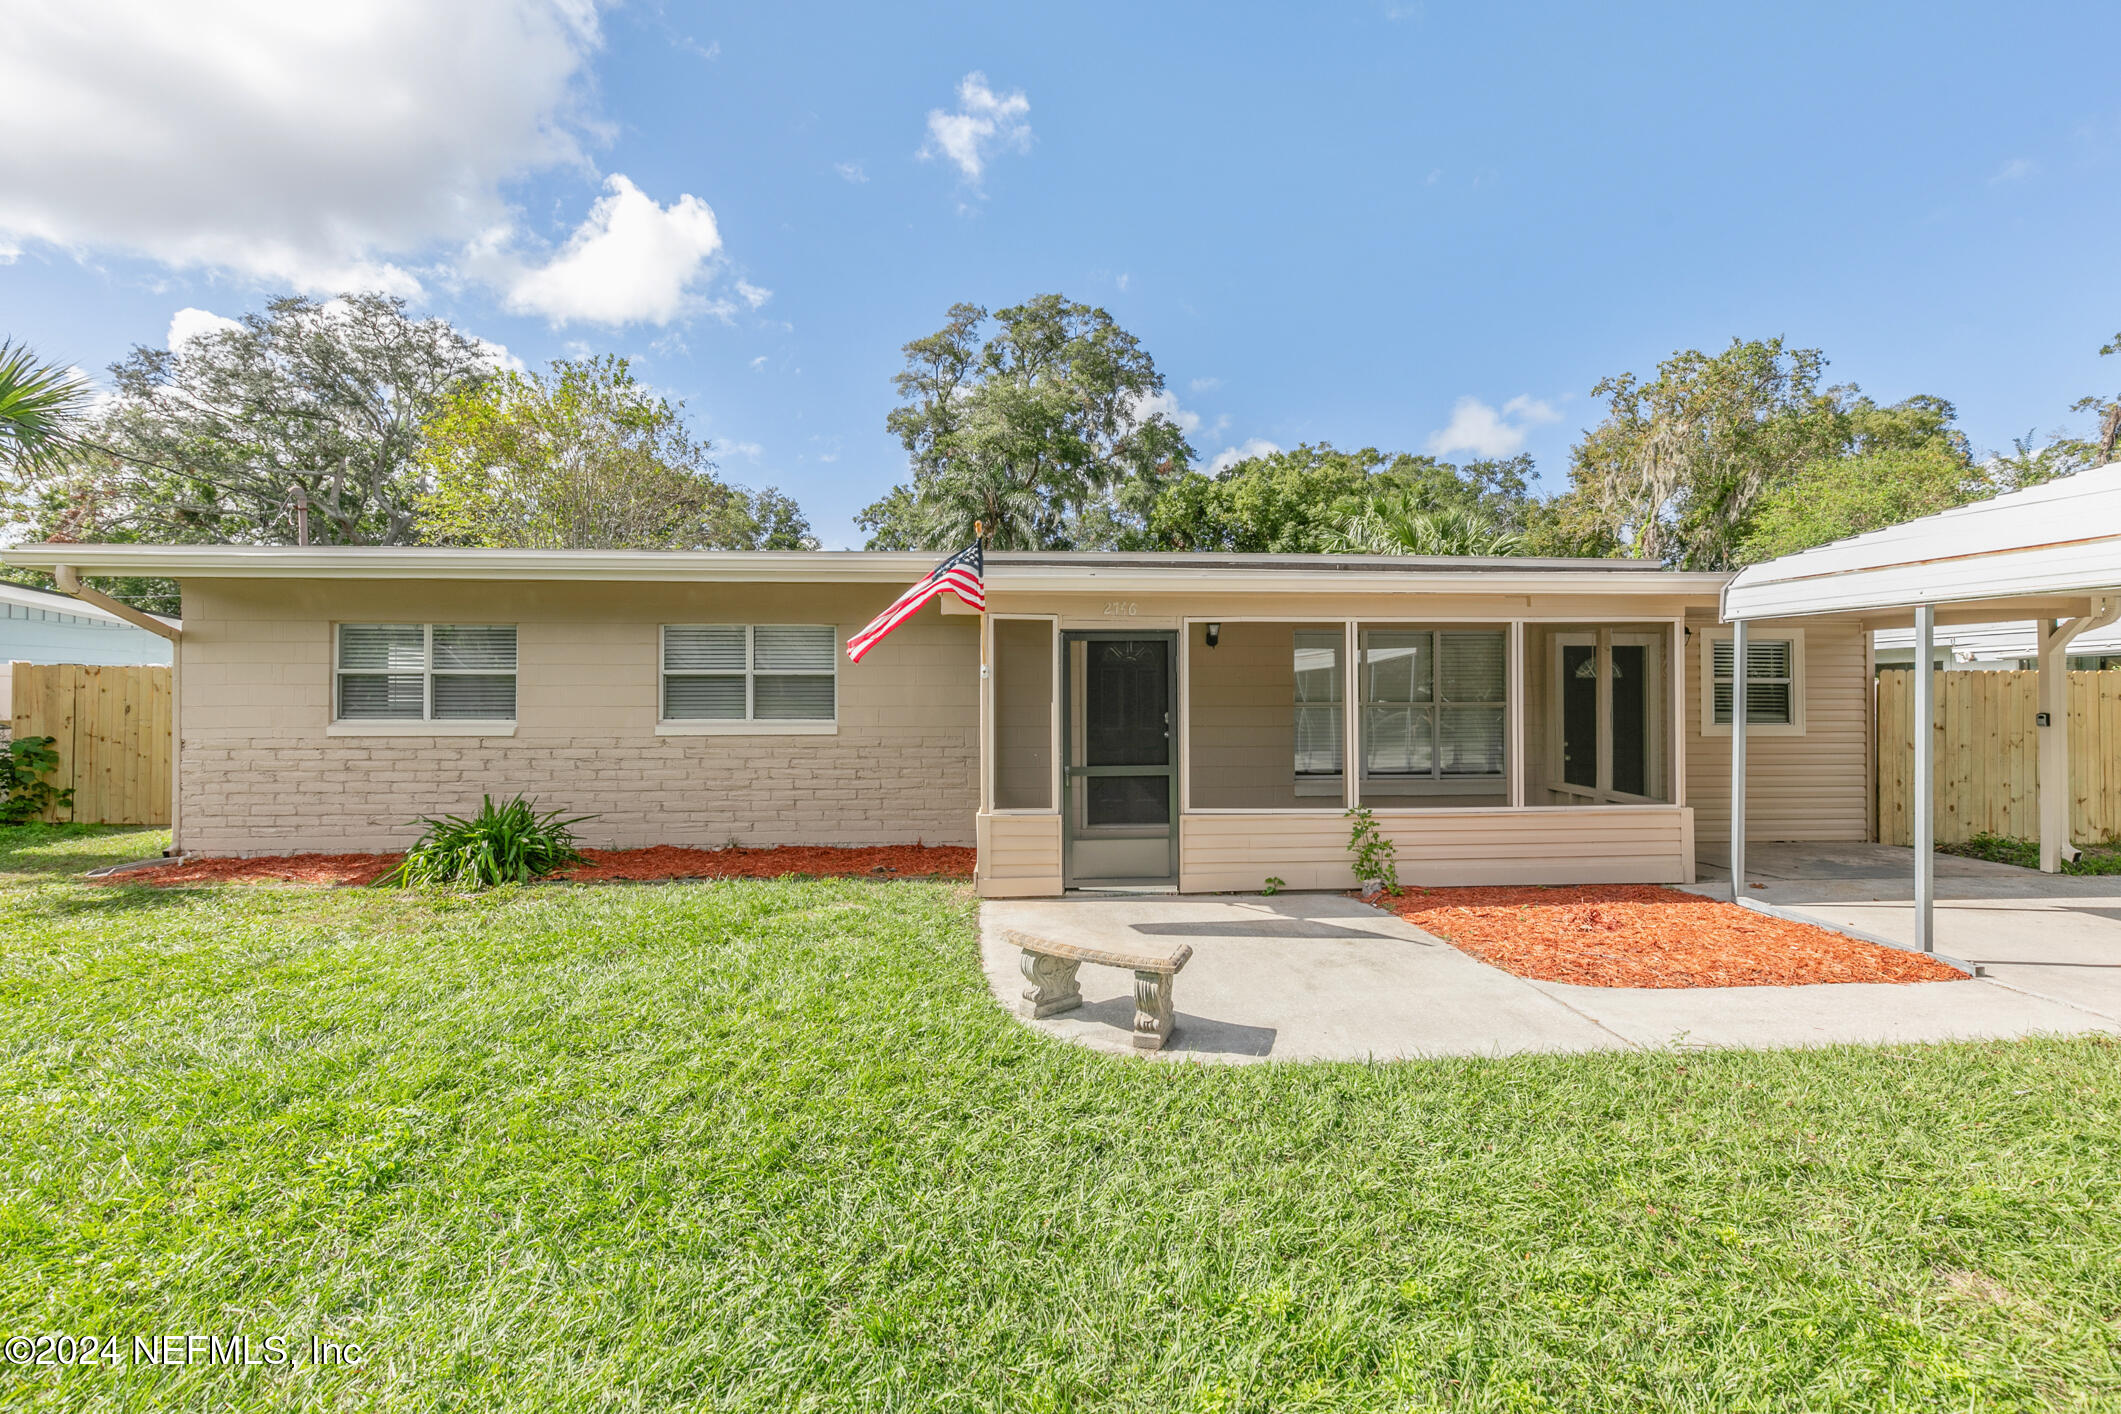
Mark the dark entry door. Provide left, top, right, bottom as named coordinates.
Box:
left=1062, top=633, right=1177, bottom=887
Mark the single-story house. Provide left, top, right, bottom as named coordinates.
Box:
left=0, top=580, right=178, bottom=722
left=1873, top=619, right=2121, bottom=672
left=0, top=544, right=1882, bottom=894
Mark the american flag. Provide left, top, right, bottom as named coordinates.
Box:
left=846, top=541, right=985, bottom=662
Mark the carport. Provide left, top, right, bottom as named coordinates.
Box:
left=1722, top=463, right=2121, bottom=951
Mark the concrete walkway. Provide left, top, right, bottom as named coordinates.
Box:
left=980, top=861, right=2121, bottom=1063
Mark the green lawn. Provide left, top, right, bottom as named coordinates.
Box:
left=3, top=826, right=2120, bottom=1412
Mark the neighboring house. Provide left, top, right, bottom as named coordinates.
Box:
left=0, top=545, right=1872, bottom=894
left=1873, top=620, right=2121, bottom=672
left=0, top=580, right=177, bottom=722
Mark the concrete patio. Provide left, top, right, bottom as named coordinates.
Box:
left=978, top=845, right=2121, bottom=1062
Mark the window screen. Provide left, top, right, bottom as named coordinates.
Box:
left=1363, top=629, right=1506, bottom=779
left=1292, top=631, right=1344, bottom=777
left=664, top=625, right=837, bottom=722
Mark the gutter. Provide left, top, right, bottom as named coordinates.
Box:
left=53, top=566, right=181, bottom=641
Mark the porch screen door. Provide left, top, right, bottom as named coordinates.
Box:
left=1062, top=633, right=1177, bottom=886
left=1554, top=630, right=1665, bottom=803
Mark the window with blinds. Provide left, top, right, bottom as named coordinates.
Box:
left=663, top=625, right=837, bottom=722
left=335, top=624, right=516, bottom=722
left=1711, top=637, right=1794, bottom=725
left=1362, top=629, right=1506, bottom=780
left=1291, top=631, right=1344, bottom=778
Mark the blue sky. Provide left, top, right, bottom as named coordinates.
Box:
left=5, top=1, right=2121, bottom=547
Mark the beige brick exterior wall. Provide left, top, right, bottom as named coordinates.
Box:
left=176, top=578, right=978, bottom=855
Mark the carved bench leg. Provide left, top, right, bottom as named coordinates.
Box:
left=1132, top=969, right=1175, bottom=1050
left=1020, top=951, right=1082, bottom=1018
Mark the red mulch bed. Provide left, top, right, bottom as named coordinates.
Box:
left=1382, top=884, right=1965, bottom=988
left=99, top=844, right=975, bottom=889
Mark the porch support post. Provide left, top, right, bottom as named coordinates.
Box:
left=1729, top=619, right=1747, bottom=897
left=2037, top=616, right=2073, bottom=873
left=1913, top=603, right=1935, bottom=952
left=1507, top=620, right=1525, bottom=808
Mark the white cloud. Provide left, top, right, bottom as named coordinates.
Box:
left=0, top=3, right=752, bottom=329
left=749, top=355, right=769, bottom=371
left=474, top=337, right=528, bottom=374
left=1116, top=273, right=1131, bottom=292
left=1127, top=388, right=1202, bottom=438
left=834, top=161, right=868, bottom=184
left=495, top=175, right=723, bottom=327
left=1991, top=156, right=2036, bottom=183
left=167, top=306, right=241, bottom=349
left=920, top=71, right=1032, bottom=187
left=1208, top=439, right=1282, bottom=474
left=735, top=280, right=772, bottom=310
left=1188, top=376, right=1221, bottom=393
left=0, top=239, right=19, bottom=265
left=0, top=0, right=603, bottom=296
left=722, top=440, right=764, bottom=460
left=1425, top=394, right=1561, bottom=459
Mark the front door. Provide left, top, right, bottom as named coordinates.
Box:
left=1062, top=632, right=1178, bottom=887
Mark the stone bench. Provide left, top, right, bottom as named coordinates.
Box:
left=1003, top=928, right=1194, bottom=1051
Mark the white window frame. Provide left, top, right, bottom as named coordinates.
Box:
left=1356, top=626, right=1510, bottom=797
left=328, top=623, right=517, bottom=736
left=657, top=624, right=840, bottom=736
left=1290, top=629, right=1347, bottom=796
left=1699, top=626, right=1806, bottom=737
left=1547, top=629, right=1668, bottom=803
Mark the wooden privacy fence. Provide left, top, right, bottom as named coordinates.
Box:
left=1878, top=669, right=2121, bottom=847
left=8, top=663, right=172, bottom=825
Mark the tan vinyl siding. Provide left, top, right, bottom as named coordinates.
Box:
left=976, top=811, right=1063, bottom=896
left=1685, top=616, right=1870, bottom=855
left=176, top=578, right=977, bottom=855
left=1186, top=620, right=1328, bottom=810
left=992, top=618, right=1053, bottom=810
left=1178, top=806, right=1694, bottom=892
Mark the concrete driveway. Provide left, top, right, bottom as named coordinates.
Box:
left=980, top=862, right=2121, bottom=1063
left=1696, top=841, right=2121, bottom=1032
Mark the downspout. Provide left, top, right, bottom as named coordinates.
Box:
left=54, top=566, right=184, bottom=855
left=52, top=566, right=180, bottom=641
left=2037, top=593, right=2121, bottom=870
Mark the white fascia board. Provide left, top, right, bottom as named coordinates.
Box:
left=0, top=546, right=943, bottom=582
left=989, top=566, right=1731, bottom=596
left=0, top=544, right=1733, bottom=599
left=1724, top=538, right=2121, bottom=620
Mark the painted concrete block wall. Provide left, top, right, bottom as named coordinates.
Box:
left=176, top=578, right=978, bottom=855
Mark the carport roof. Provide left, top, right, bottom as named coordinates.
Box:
left=1723, top=461, right=2121, bottom=621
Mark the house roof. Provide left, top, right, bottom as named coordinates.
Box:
left=1873, top=619, right=2121, bottom=661
left=0, top=579, right=180, bottom=630
left=0, top=544, right=1732, bottom=598
left=1723, top=462, right=2121, bottom=621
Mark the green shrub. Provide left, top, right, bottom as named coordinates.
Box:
left=1943, top=831, right=2121, bottom=876
left=388, top=794, right=593, bottom=890
left=0, top=736, right=74, bottom=825
left=1344, top=805, right=1400, bottom=895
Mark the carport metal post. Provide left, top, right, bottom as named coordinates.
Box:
left=1729, top=619, right=1747, bottom=896
left=1913, top=603, right=1935, bottom=952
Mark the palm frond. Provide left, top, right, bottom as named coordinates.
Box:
left=0, top=341, right=94, bottom=471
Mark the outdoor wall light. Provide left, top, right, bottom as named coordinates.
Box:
left=1205, top=622, right=1221, bottom=647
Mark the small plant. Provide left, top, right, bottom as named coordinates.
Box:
left=1260, top=875, right=1285, bottom=897
left=0, top=735, right=73, bottom=825
left=1344, top=805, right=1399, bottom=896
left=387, top=794, right=593, bottom=890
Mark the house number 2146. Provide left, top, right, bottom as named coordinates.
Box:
left=1103, top=600, right=1138, bottom=617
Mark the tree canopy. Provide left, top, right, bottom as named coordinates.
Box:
left=418, top=356, right=814, bottom=551
left=856, top=296, right=1193, bottom=550
left=1135, top=444, right=1534, bottom=553
left=41, top=294, right=494, bottom=548
left=1546, top=338, right=1979, bottom=568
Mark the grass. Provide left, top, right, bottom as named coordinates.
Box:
left=3, top=826, right=2120, bottom=1412
left=1940, top=831, right=2121, bottom=876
